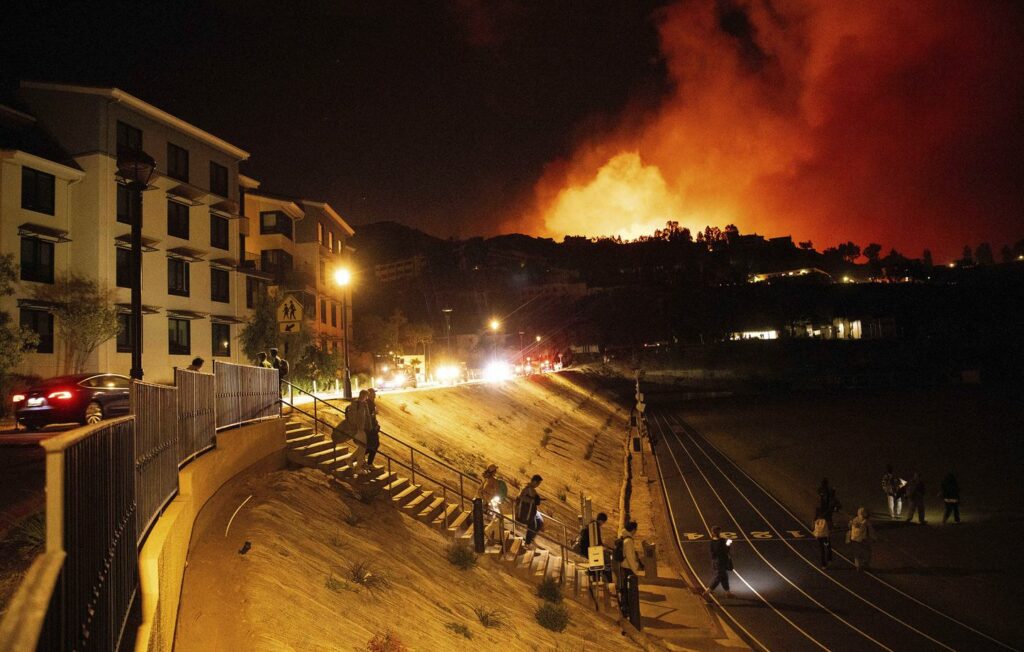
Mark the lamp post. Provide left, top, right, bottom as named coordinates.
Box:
left=518, top=331, right=524, bottom=365
left=441, top=308, right=453, bottom=358
left=116, top=148, right=156, bottom=381
left=334, top=267, right=353, bottom=398
left=489, top=319, right=500, bottom=358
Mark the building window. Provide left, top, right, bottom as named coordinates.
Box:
left=260, top=249, right=293, bottom=275
left=167, top=143, right=189, bottom=182
left=319, top=261, right=325, bottom=285
left=116, top=183, right=133, bottom=224
left=116, top=247, right=131, bottom=288
left=211, top=268, right=230, bottom=302
left=210, top=213, right=229, bottom=250
left=167, top=201, right=189, bottom=239
left=320, top=298, right=327, bottom=323
left=328, top=231, right=334, bottom=252
left=317, top=222, right=324, bottom=245
left=117, top=121, right=142, bottom=152
left=21, top=167, right=55, bottom=215
left=116, top=313, right=135, bottom=352
left=168, top=258, right=190, bottom=296
left=20, top=238, right=54, bottom=284
left=259, top=211, right=293, bottom=239
left=168, top=318, right=191, bottom=355
left=246, top=276, right=267, bottom=309
left=20, top=309, right=54, bottom=353
left=331, top=303, right=337, bottom=327
left=212, top=322, right=231, bottom=357
left=209, top=161, right=228, bottom=197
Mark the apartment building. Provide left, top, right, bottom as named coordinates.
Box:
left=2, top=82, right=250, bottom=383
left=240, top=183, right=354, bottom=357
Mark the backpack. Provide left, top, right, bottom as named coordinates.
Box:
left=278, top=358, right=290, bottom=378
left=573, top=526, right=589, bottom=556
left=613, top=536, right=627, bottom=562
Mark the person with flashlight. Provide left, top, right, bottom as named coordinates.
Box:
left=703, top=525, right=735, bottom=599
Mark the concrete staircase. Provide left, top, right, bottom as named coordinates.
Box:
left=284, top=417, right=617, bottom=609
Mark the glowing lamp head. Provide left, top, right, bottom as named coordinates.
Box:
left=334, top=268, right=352, bottom=286
left=489, top=319, right=500, bottom=332
left=12, top=394, right=25, bottom=403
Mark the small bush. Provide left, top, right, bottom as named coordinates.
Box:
left=446, top=542, right=477, bottom=570
left=540, top=432, right=551, bottom=448
left=543, top=426, right=553, bottom=435
left=584, top=441, right=595, bottom=460
left=366, top=631, right=408, bottom=652
left=444, top=621, right=473, bottom=639
left=557, top=490, right=567, bottom=502
left=7, top=512, right=46, bottom=552
left=518, top=465, right=527, bottom=476
left=537, top=576, right=563, bottom=603
left=343, top=512, right=363, bottom=527
left=535, top=601, right=570, bottom=632
left=473, top=605, right=507, bottom=629
left=325, top=575, right=351, bottom=592
left=328, top=534, right=345, bottom=549
left=348, top=561, right=390, bottom=592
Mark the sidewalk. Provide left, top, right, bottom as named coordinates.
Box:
left=630, top=436, right=748, bottom=650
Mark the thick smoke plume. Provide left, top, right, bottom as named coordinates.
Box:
left=513, top=1, right=1023, bottom=260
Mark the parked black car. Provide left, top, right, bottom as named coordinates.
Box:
left=13, top=373, right=131, bottom=430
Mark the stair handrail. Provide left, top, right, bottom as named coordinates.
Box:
left=280, top=386, right=591, bottom=565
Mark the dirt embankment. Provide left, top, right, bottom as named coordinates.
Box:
left=177, top=371, right=641, bottom=651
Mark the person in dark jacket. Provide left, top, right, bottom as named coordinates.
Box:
left=364, top=388, right=381, bottom=470
left=905, top=472, right=926, bottom=524
left=515, top=474, right=543, bottom=546
left=703, top=525, right=735, bottom=599
left=940, top=473, right=960, bottom=524
left=817, top=478, right=841, bottom=528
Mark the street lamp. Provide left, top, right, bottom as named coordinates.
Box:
left=489, top=319, right=500, bottom=358
left=441, top=308, right=453, bottom=358
left=116, top=148, right=156, bottom=381
left=333, top=267, right=353, bottom=398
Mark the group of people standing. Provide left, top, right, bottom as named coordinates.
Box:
left=882, top=465, right=961, bottom=525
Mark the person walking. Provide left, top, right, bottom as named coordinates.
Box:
left=186, top=357, right=204, bottom=372
left=940, top=472, right=961, bottom=524
left=256, top=352, right=273, bottom=369
left=905, top=472, right=926, bottom=524
left=817, top=478, right=841, bottom=528
left=703, top=525, right=735, bottom=599
left=616, top=520, right=645, bottom=617
left=332, top=390, right=370, bottom=471
left=363, top=388, right=381, bottom=471
left=813, top=508, right=833, bottom=569
left=882, top=465, right=903, bottom=519
left=847, top=507, right=876, bottom=570
left=475, top=464, right=501, bottom=544
left=270, top=347, right=289, bottom=379
left=515, top=474, right=544, bottom=547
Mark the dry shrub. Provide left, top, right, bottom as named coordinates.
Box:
left=537, top=576, right=563, bottom=603
left=446, top=542, right=477, bottom=570
left=348, top=561, right=390, bottom=592
left=444, top=621, right=473, bottom=639
left=366, top=631, right=408, bottom=652
left=535, top=601, right=570, bottom=632
left=472, top=605, right=507, bottom=629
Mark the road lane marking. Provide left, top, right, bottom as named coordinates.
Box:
left=663, top=413, right=894, bottom=652
left=670, top=414, right=960, bottom=651
left=652, top=412, right=821, bottom=651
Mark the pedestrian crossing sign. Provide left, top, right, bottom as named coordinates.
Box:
left=277, top=294, right=303, bottom=333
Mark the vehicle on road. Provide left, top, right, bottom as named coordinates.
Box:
left=13, top=373, right=131, bottom=431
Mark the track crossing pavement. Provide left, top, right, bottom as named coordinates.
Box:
left=649, top=408, right=1017, bottom=652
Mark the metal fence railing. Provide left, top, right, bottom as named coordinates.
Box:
left=214, top=360, right=280, bottom=430
left=39, top=416, right=139, bottom=651
left=175, top=369, right=217, bottom=466
left=131, top=381, right=179, bottom=544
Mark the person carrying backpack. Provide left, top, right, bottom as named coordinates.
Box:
left=515, top=475, right=543, bottom=546
left=846, top=507, right=876, bottom=570
left=882, top=465, right=903, bottom=519
left=702, top=525, right=735, bottom=599
left=905, top=472, right=926, bottom=524
left=332, top=391, right=370, bottom=470
left=615, top=521, right=644, bottom=617
left=364, top=388, right=381, bottom=471
left=576, top=512, right=608, bottom=555
left=817, top=478, right=841, bottom=528
left=940, top=472, right=961, bottom=524
left=813, top=508, right=832, bottom=569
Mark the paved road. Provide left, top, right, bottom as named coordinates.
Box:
left=649, top=409, right=1017, bottom=652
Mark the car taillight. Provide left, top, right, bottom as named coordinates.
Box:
left=12, top=394, right=25, bottom=403
left=47, top=390, right=73, bottom=400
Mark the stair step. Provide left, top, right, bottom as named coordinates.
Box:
left=547, top=555, right=563, bottom=582
left=331, top=464, right=355, bottom=478
left=403, top=490, right=433, bottom=513
left=307, top=447, right=343, bottom=461
left=517, top=548, right=535, bottom=572
left=416, top=497, right=446, bottom=522
left=384, top=477, right=410, bottom=494
left=432, top=503, right=460, bottom=529
left=530, top=549, right=549, bottom=576
left=391, top=485, right=421, bottom=505
left=286, top=426, right=314, bottom=438
left=317, top=452, right=354, bottom=470
left=447, top=510, right=472, bottom=533
left=502, top=536, right=523, bottom=562
left=286, top=432, right=317, bottom=446
left=294, top=439, right=333, bottom=455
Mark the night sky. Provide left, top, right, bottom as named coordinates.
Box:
left=3, top=1, right=1021, bottom=260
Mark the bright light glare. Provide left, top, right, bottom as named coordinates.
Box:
left=334, top=268, right=352, bottom=286
left=12, top=394, right=25, bottom=403
left=535, top=335, right=541, bottom=342
left=383, top=373, right=407, bottom=388
left=483, top=360, right=512, bottom=383
left=436, top=364, right=459, bottom=381
left=489, top=319, right=500, bottom=331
